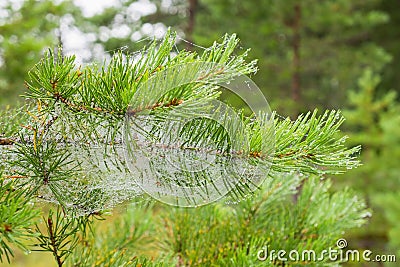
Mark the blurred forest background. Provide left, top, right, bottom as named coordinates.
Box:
left=1, top=0, right=400, bottom=266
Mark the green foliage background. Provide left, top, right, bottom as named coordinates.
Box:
left=1, top=0, right=399, bottom=266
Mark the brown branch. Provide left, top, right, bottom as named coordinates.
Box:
left=38, top=155, right=49, bottom=185
left=275, top=150, right=315, bottom=160
left=3, top=175, right=28, bottom=179
left=197, top=67, right=224, bottom=81
left=126, top=98, right=184, bottom=117
left=125, top=139, right=268, bottom=160
left=135, top=65, right=163, bottom=82
left=47, top=217, right=64, bottom=267
left=52, top=92, right=121, bottom=117
left=53, top=92, right=78, bottom=110
left=0, top=138, right=14, bottom=145
left=40, top=115, right=59, bottom=136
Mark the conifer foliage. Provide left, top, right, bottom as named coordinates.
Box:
left=0, top=31, right=368, bottom=266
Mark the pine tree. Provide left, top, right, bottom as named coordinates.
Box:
left=342, top=68, right=400, bottom=263
left=1, top=31, right=369, bottom=266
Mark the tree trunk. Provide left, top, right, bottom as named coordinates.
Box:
left=186, top=0, right=198, bottom=50
left=291, top=3, right=301, bottom=104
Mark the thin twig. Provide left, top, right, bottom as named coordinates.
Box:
left=3, top=175, right=28, bottom=179
left=0, top=138, right=15, bottom=145
left=126, top=98, right=184, bottom=117
left=47, top=217, right=63, bottom=267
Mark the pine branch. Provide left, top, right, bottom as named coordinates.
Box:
left=272, top=109, right=361, bottom=175
left=0, top=30, right=361, bottom=211
left=0, top=175, right=40, bottom=263
left=47, top=215, right=63, bottom=267
left=0, top=30, right=369, bottom=267
left=32, top=207, right=86, bottom=266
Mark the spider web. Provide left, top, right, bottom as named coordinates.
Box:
left=2, top=35, right=275, bottom=215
